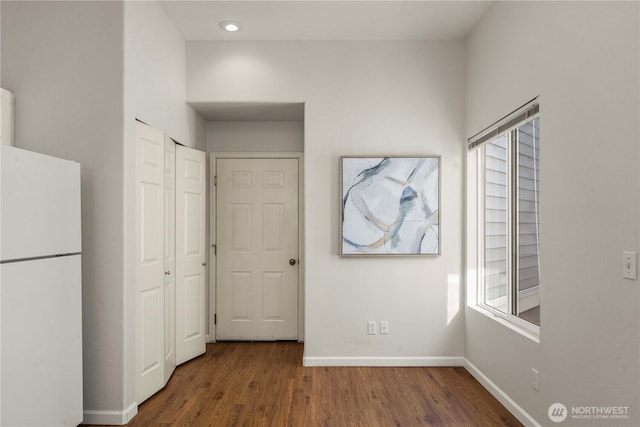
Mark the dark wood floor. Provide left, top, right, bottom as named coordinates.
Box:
left=110, top=342, right=522, bottom=426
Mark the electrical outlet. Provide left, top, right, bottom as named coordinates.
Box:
left=367, top=321, right=377, bottom=335
left=531, top=368, right=539, bottom=392
left=380, top=320, right=389, bottom=334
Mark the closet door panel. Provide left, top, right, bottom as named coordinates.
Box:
left=164, top=136, right=176, bottom=384
left=135, top=122, right=165, bottom=404
left=176, top=145, right=206, bottom=365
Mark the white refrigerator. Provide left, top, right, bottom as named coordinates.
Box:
left=0, top=145, right=83, bottom=426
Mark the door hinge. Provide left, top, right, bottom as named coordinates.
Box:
left=214, top=175, right=217, bottom=186
left=214, top=313, right=217, bottom=325
left=212, top=243, right=216, bottom=255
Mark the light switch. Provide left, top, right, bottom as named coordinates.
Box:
left=623, top=251, right=636, bottom=280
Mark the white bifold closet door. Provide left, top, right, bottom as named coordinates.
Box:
left=175, top=144, right=207, bottom=365
left=135, top=123, right=165, bottom=404
left=135, top=121, right=206, bottom=404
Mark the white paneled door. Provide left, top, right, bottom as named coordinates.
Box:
left=135, top=122, right=165, bottom=404
left=176, top=145, right=207, bottom=364
left=216, top=158, right=299, bottom=341
left=163, top=136, right=176, bottom=384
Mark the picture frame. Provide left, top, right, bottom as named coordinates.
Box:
left=340, top=155, right=440, bottom=256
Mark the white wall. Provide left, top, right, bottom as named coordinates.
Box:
left=0, top=0, right=127, bottom=418
left=123, top=0, right=206, bottom=421
left=465, top=2, right=640, bottom=425
left=189, top=41, right=465, bottom=363
left=207, top=121, right=303, bottom=152
left=123, top=1, right=206, bottom=150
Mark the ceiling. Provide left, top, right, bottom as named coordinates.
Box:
left=161, top=1, right=492, bottom=121
left=158, top=1, right=492, bottom=42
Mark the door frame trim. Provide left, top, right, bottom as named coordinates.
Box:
left=208, top=152, right=305, bottom=343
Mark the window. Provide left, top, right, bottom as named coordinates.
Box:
left=470, top=100, right=540, bottom=334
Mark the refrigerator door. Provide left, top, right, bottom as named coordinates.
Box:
left=1, top=145, right=81, bottom=261
left=1, top=255, right=83, bottom=426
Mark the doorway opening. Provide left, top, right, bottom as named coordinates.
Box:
left=190, top=102, right=305, bottom=343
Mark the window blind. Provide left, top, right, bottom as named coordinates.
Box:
left=468, top=97, right=539, bottom=151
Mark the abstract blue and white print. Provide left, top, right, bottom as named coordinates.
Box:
left=341, top=156, right=439, bottom=255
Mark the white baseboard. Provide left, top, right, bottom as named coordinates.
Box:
left=303, top=356, right=464, bottom=367
left=83, top=402, right=138, bottom=425
left=464, top=359, right=540, bottom=427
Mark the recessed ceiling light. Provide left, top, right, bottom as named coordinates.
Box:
left=219, top=21, right=243, bottom=32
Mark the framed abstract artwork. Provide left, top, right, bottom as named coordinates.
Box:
left=340, top=155, right=440, bottom=256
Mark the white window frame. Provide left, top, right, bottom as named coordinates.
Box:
left=469, top=100, right=540, bottom=338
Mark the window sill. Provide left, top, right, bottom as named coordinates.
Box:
left=469, top=304, right=540, bottom=344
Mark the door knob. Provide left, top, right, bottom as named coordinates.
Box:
left=289, top=259, right=297, bottom=266
left=165, top=271, right=170, bottom=276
